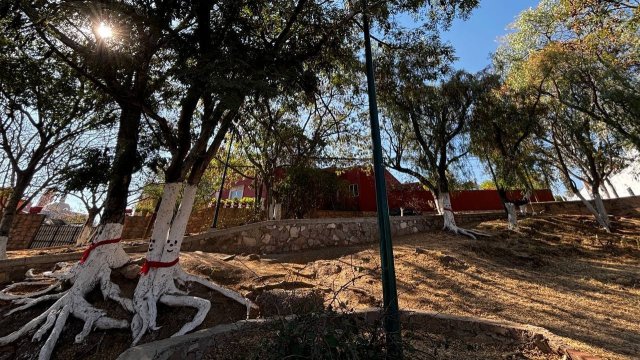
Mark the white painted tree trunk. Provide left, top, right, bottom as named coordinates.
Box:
left=592, top=191, right=611, bottom=232
left=0, top=235, right=7, bottom=260
left=131, top=183, right=256, bottom=345
left=572, top=190, right=611, bottom=233
left=432, top=191, right=442, bottom=214
left=0, top=223, right=133, bottom=360
left=505, top=203, right=518, bottom=230
left=438, top=192, right=490, bottom=240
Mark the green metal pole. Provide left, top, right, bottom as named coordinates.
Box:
left=362, top=2, right=403, bottom=358
left=211, top=131, right=235, bottom=229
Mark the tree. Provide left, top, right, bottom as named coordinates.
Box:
left=237, top=80, right=356, bottom=220
left=275, top=165, right=343, bottom=218
left=1, top=2, right=188, bottom=357
left=496, top=0, right=640, bottom=149
left=59, top=147, right=113, bottom=245
left=496, top=0, right=638, bottom=231
left=380, top=68, right=489, bottom=238
left=0, top=20, right=111, bottom=258
left=470, top=72, right=547, bottom=228
left=540, top=103, right=628, bottom=232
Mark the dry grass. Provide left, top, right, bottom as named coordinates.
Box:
left=224, top=214, right=640, bottom=360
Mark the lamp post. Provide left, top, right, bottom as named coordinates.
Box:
left=362, top=1, right=402, bottom=358
left=211, top=131, right=235, bottom=229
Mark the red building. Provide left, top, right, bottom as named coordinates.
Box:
left=220, top=167, right=554, bottom=213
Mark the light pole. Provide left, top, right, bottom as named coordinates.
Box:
left=211, top=131, right=235, bottom=229
left=362, top=1, right=402, bottom=358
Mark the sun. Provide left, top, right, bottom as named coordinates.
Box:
left=96, top=23, right=113, bottom=39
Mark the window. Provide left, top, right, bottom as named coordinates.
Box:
left=229, top=186, right=244, bottom=199
left=349, top=184, right=359, bottom=197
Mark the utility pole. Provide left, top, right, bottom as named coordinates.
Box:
left=362, top=1, right=403, bottom=358
left=211, top=131, right=235, bottom=229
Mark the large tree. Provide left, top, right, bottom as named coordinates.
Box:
left=539, top=103, right=628, bottom=232
left=0, top=2, right=186, bottom=357
left=496, top=0, right=640, bottom=149
left=470, top=72, right=548, bottom=228
left=1, top=0, right=483, bottom=357
left=0, top=20, right=110, bottom=258
left=380, top=67, right=488, bottom=238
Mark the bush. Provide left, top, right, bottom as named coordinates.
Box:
left=275, top=166, right=343, bottom=219
left=259, top=310, right=387, bottom=360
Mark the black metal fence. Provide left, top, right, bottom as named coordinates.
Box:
left=29, top=224, right=83, bottom=249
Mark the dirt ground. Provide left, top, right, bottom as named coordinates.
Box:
left=1, top=214, right=639, bottom=359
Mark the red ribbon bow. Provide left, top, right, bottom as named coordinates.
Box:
left=79, top=238, right=122, bottom=264
left=140, top=257, right=179, bottom=275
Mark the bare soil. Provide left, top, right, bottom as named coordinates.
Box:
left=1, top=214, right=639, bottom=359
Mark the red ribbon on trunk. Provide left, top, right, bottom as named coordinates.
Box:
left=140, top=258, right=179, bottom=275
left=79, top=238, right=122, bottom=264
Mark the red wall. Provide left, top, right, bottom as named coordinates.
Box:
left=220, top=166, right=555, bottom=213
left=338, top=167, right=401, bottom=212
left=337, top=168, right=554, bottom=213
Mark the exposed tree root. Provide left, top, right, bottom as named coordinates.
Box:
left=0, top=281, right=62, bottom=301
left=0, top=223, right=132, bottom=360
left=443, top=224, right=491, bottom=240
left=439, top=192, right=492, bottom=240
left=130, top=183, right=258, bottom=346
left=131, top=265, right=257, bottom=346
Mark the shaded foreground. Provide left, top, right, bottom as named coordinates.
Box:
left=234, top=214, right=640, bottom=360
left=1, top=214, right=638, bottom=359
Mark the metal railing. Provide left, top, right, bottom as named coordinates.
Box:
left=29, top=224, right=83, bottom=249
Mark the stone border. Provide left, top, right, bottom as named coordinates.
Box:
left=117, top=308, right=599, bottom=360
left=180, top=212, right=503, bottom=255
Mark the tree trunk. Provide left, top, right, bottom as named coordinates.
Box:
left=592, top=189, right=611, bottom=231
left=0, top=105, right=142, bottom=359
left=76, top=207, right=99, bottom=246
left=505, top=203, right=518, bottom=230
left=605, top=179, right=619, bottom=198
left=573, top=191, right=611, bottom=232
left=438, top=192, right=489, bottom=239
left=0, top=174, right=30, bottom=259
left=439, top=192, right=456, bottom=229
left=131, top=183, right=254, bottom=344
left=101, top=106, right=142, bottom=225
left=430, top=189, right=441, bottom=214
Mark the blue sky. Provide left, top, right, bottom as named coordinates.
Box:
left=441, top=0, right=539, bottom=73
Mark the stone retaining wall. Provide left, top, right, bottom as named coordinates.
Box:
left=0, top=212, right=501, bottom=284
left=530, top=195, right=640, bottom=217
left=7, top=214, right=45, bottom=250
left=181, top=212, right=503, bottom=255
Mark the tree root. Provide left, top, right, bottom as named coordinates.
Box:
left=0, top=269, right=131, bottom=360
left=445, top=225, right=491, bottom=240
left=0, top=281, right=62, bottom=301
left=5, top=292, right=66, bottom=316
left=131, top=266, right=257, bottom=346
left=0, top=223, right=132, bottom=360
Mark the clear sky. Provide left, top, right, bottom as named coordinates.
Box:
left=441, top=0, right=540, bottom=73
